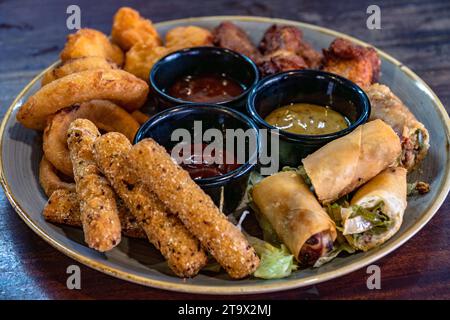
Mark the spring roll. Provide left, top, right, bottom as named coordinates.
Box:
left=366, top=83, right=430, bottom=171
left=94, top=133, right=208, bottom=278
left=128, top=138, right=260, bottom=279
left=252, top=171, right=337, bottom=266
left=43, top=189, right=146, bottom=239
left=67, top=119, right=121, bottom=251
left=340, top=167, right=407, bottom=251
left=302, top=119, right=401, bottom=204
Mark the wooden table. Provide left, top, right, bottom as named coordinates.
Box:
left=0, top=0, right=449, bottom=300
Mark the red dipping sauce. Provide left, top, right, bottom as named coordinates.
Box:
left=168, top=73, right=244, bottom=103
left=171, top=143, right=240, bottom=180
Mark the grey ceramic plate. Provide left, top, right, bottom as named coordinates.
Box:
left=1, top=16, right=449, bottom=294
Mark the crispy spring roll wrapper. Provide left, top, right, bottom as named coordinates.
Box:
left=94, top=133, right=207, bottom=277
left=67, top=119, right=121, bottom=251
left=43, top=189, right=146, bottom=239
left=128, top=139, right=260, bottom=279
left=342, top=167, right=407, bottom=251
left=252, top=171, right=337, bottom=265
left=366, top=83, right=430, bottom=171
left=302, top=119, right=402, bottom=204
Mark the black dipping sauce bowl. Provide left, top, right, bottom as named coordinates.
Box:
left=134, top=104, right=260, bottom=214
left=150, top=47, right=259, bottom=111
left=247, top=70, right=371, bottom=168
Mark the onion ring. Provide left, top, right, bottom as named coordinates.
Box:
left=39, top=156, right=75, bottom=197
left=41, top=57, right=118, bottom=86
left=43, top=100, right=140, bottom=177
left=17, top=69, right=149, bottom=130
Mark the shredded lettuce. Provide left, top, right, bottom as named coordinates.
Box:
left=281, top=165, right=312, bottom=187
left=247, top=235, right=298, bottom=279
left=313, top=242, right=355, bottom=267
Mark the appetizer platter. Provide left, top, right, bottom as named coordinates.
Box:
left=1, top=9, right=449, bottom=294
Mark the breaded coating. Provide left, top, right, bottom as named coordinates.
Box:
left=212, top=22, right=262, bottom=62
left=67, top=119, right=121, bottom=251
left=94, top=133, right=207, bottom=277
left=41, top=57, right=118, bottom=86
left=366, top=83, right=430, bottom=170
left=131, top=110, right=150, bottom=125
left=124, top=44, right=170, bottom=81
left=165, top=26, right=213, bottom=51
left=39, top=156, right=75, bottom=197
left=17, top=69, right=149, bottom=130
left=111, top=7, right=162, bottom=51
left=43, top=189, right=145, bottom=239
left=43, top=100, right=140, bottom=177
left=322, top=38, right=381, bottom=88
left=128, top=139, right=260, bottom=279
left=60, top=28, right=124, bottom=66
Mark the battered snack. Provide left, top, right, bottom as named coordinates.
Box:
left=128, top=138, right=260, bottom=279
left=43, top=189, right=145, bottom=239
left=41, top=57, right=118, bottom=86
left=111, top=7, right=161, bottom=51
left=322, top=38, right=380, bottom=88
left=60, top=28, right=124, bottom=66
left=165, top=26, right=213, bottom=51
left=366, top=83, right=430, bottom=170
left=131, top=110, right=150, bottom=125
left=124, top=44, right=169, bottom=81
left=67, top=119, right=121, bottom=251
left=39, top=156, right=75, bottom=197
left=43, top=100, right=140, bottom=177
left=94, top=133, right=208, bottom=277
left=17, top=69, right=149, bottom=130
left=212, top=22, right=262, bottom=62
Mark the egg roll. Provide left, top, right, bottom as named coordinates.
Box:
left=302, top=119, right=401, bottom=204
left=340, top=167, right=407, bottom=251
left=252, top=171, right=337, bottom=266
left=366, top=83, right=430, bottom=171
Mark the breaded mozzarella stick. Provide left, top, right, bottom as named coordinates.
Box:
left=94, top=133, right=207, bottom=277
left=67, top=119, right=121, bottom=251
left=128, top=138, right=260, bottom=279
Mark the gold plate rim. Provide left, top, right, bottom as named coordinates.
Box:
left=1, top=15, right=449, bottom=295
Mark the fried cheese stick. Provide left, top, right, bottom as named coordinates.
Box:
left=67, top=119, right=121, bottom=251
left=128, top=138, right=260, bottom=279
left=94, top=133, right=207, bottom=277
left=43, top=189, right=145, bottom=239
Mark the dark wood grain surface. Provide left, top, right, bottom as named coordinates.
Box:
left=0, top=0, right=449, bottom=300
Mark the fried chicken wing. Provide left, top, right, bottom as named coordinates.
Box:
left=111, top=7, right=162, bottom=51
left=212, top=22, right=262, bottom=62
left=257, top=25, right=322, bottom=75
left=322, top=38, right=380, bottom=88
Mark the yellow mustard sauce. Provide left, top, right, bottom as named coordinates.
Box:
left=264, top=103, right=349, bottom=135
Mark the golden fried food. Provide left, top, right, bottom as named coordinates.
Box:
left=212, top=22, right=262, bottom=62
left=322, top=38, right=380, bottom=88
left=39, top=156, right=75, bottom=197
left=94, top=133, right=208, bottom=277
left=124, top=44, right=169, bottom=80
left=131, top=110, right=150, bottom=125
left=67, top=119, right=121, bottom=251
left=366, top=83, right=430, bottom=170
left=43, top=100, right=140, bottom=177
left=60, top=28, right=124, bottom=66
left=165, top=26, right=213, bottom=50
left=43, top=189, right=145, bottom=239
left=41, top=57, right=118, bottom=86
left=17, top=69, right=149, bottom=130
left=128, top=139, right=260, bottom=279
left=111, top=7, right=161, bottom=51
